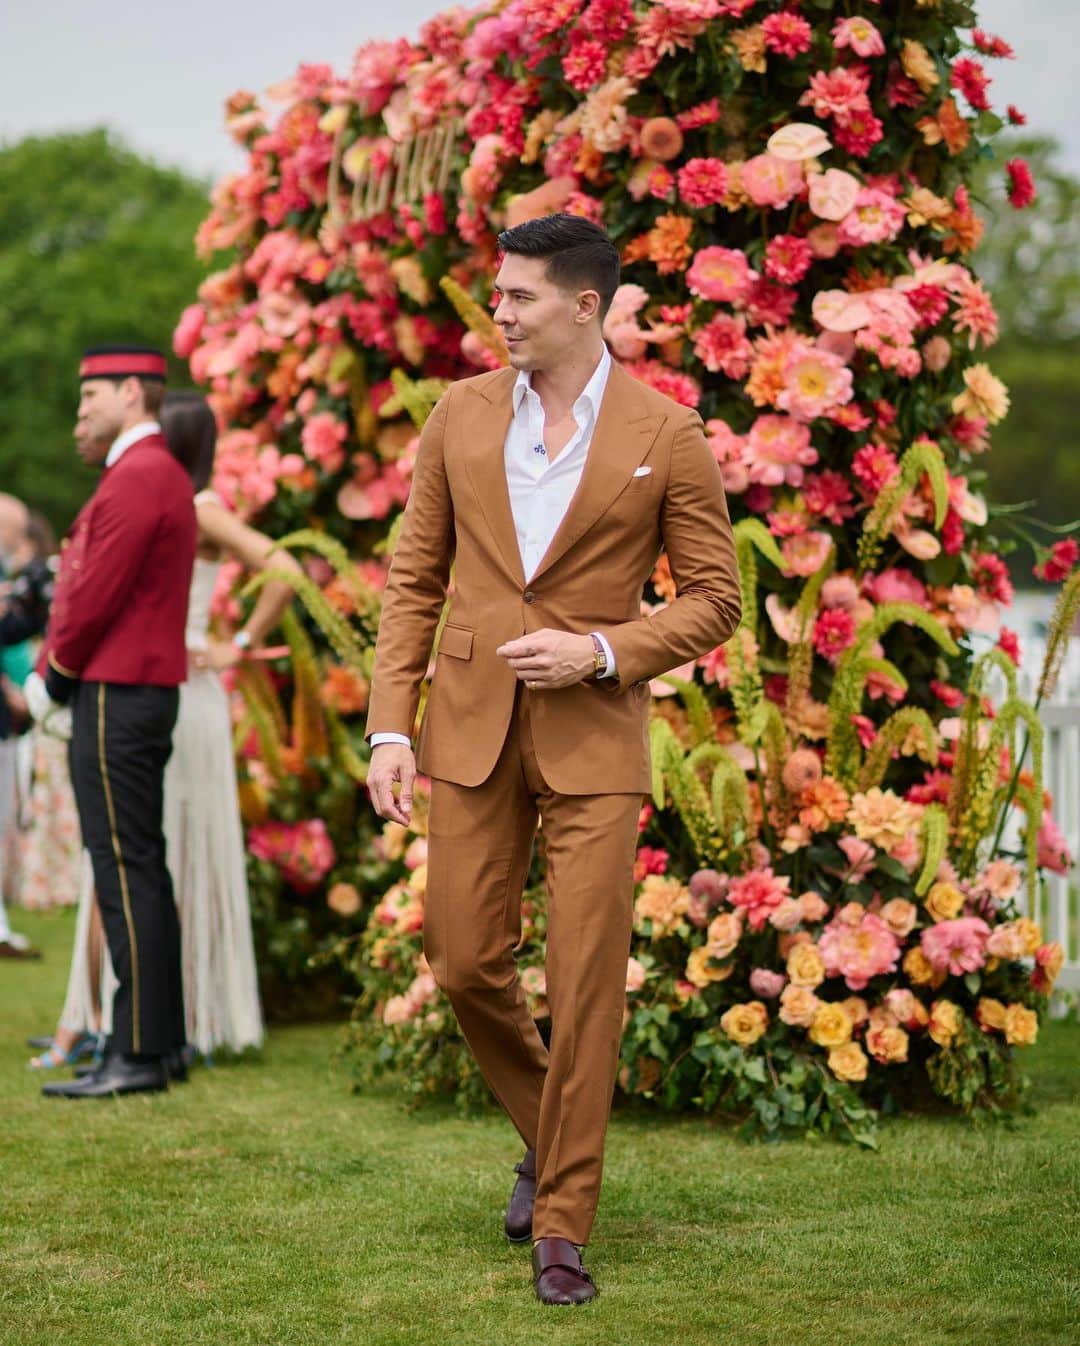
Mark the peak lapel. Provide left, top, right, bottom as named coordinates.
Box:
left=461, top=372, right=525, bottom=586
left=530, top=365, right=666, bottom=582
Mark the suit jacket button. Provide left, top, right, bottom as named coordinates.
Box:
left=523, top=589, right=536, bottom=604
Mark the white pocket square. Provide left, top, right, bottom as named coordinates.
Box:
left=632, top=465, right=652, bottom=478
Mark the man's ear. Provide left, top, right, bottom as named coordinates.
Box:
left=576, top=289, right=601, bottom=324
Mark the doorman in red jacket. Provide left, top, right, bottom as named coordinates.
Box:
left=35, top=346, right=197, bottom=1098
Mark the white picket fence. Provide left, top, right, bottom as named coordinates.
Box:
left=981, top=596, right=1080, bottom=1006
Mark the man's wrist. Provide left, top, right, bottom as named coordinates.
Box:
left=370, top=732, right=412, bottom=749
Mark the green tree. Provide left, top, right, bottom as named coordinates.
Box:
left=972, top=137, right=1080, bottom=539
left=0, top=130, right=210, bottom=530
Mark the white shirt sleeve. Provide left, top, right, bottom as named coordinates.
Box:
left=590, top=631, right=617, bottom=679
left=369, top=732, right=412, bottom=748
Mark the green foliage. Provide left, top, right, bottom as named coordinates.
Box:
left=0, top=130, right=209, bottom=530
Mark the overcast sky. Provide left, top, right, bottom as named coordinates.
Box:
left=2, top=0, right=1076, bottom=181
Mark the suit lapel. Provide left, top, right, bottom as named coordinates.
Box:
left=530, top=364, right=667, bottom=582
left=461, top=370, right=526, bottom=586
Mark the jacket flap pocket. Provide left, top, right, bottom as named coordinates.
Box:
left=438, top=623, right=474, bottom=660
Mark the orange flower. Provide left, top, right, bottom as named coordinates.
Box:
left=639, top=117, right=684, bottom=162
left=321, top=664, right=370, bottom=715
left=916, top=97, right=971, bottom=156
left=646, top=214, right=695, bottom=275
left=798, top=777, right=851, bottom=832
left=324, top=575, right=358, bottom=615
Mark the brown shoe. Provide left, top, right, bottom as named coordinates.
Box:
left=0, top=938, right=41, bottom=960
left=532, top=1237, right=598, bottom=1306
left=504, top=1148, right=536, bottom=1243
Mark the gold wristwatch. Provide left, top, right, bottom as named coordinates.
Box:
left=590, top=633, right=608, bottom=676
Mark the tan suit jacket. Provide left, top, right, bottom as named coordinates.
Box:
left=365, top=362, right=741, bottom=794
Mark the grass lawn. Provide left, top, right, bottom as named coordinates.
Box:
left=2, top=908, right=1078, bottom=1346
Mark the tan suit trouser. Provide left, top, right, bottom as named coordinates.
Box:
left=424, top=686, right=641, bottom=1246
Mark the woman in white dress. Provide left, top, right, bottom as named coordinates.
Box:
left=31, top=393, right=301, bottom=1066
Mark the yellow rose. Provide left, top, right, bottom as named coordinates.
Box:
left=720, top=1000, right=769, bottom=1047
left=900, top=39, right=940, bottom=93
left=952, top=363, right=1009, bottom=425
left=1014, top=918, right=1042, bottom=956
left=1004, top=1003, right=1039, bottom=1046
left=828, top=1042, right=868, bottom=1082
left=787, top=941, right=826, bottom=989
left=685, top=945, right=734, bottom=989
left=809, top=1002, right=853, bottom=1048
left=928, top=998, right=961, bottom=1047
left=925, top=881, right=965, bottom=922
left=903, top=946, right=943, bottom=988
left=840, top=996, right=870, bottom=1030
left=880, top=898, right=918, bottom=938
left=975, top=997, right=1007, bottom=1033
left=706, top=910, right=743, bottom=959
left=866, top=1023, right=909, bottom=1064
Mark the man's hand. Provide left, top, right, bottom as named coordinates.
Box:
left=496, top=629, right=595, bottom=690
left=24, top=671, right=73, bottom=741
left=367, top=742, right=417, bottom=826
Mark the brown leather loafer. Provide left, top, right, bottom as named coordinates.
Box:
left=532, top=1237, right=597, bottom=1306
left=504, top=1147, right=536, bottom=1243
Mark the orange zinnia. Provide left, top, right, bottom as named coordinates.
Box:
left=647, top=214, right=695, bottom=275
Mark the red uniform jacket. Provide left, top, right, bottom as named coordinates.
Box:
left=39, top=433, right=196, bottom=692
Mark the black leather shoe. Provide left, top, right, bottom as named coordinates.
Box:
left=26, top=1035, right=53, bottom=1050
left=42, top=1054, right=167, bottom=1098
left=532, top=1237, right=598, bottom=1306
left=505, top=1148, right=536, bottom=1243
left=166, top=1046, right=194, bottom=1083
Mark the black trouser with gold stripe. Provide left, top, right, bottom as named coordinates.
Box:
left=69, top=681, right=184, bottom=1057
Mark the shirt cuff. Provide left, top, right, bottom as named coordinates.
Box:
left=369, top=732, right=412, bottom=748
left=590, top=631, right=617, bottom=679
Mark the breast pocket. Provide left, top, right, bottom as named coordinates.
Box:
left=437, top=623, right=474, bottom=660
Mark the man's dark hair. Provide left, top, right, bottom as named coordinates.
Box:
left=496, top=214, right=620, bottom=320
left=161, top=390, right=217, bottom=493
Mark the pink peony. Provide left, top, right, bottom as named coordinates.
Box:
left=838, top=188, right=908, bottom=247
left=727, top=867, right=792, bottom=932
left=777, top=345, right=854, bottom=421
left=750, top=968, right=788, bottom=999
left=1037, top=811, right=1073, bottom=875
left=686, top=246, right=757, bottom=303
left=819, top=909, right=902, bottom=990
left=301, top=412, right=348, bottom=473
left=740, top=153, right=804, bottom=208
left=831, top=16, right=885, bottom=58
left=248, top=818, right=336, bottom=894
left=692, top=314, right=753, bottom=378
left=781, top=530, right=833, bottom=578
left=920, top=917, right=992, bottom=976
left=745, top=414, right=817, bottom=486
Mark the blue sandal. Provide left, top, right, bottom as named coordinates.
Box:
left=28, top=1031, right=102, bottom=1070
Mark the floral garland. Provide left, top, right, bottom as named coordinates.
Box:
left=179, top=0, right=1077, bottom=1141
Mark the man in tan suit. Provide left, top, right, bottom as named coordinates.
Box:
left=366, top=215, right=740, bottom=1304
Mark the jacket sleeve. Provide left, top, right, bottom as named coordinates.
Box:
left=47, top=472, right=163, bottom=688
left=363, top=391, right=454, bottom=741
left=597, top=409, right=741, bottom=689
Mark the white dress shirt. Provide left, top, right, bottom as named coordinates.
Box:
left=105, top=420, right=161, bottom=468
left=371, top=348, right=618, bottom=749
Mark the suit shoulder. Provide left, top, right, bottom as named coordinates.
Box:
left=449, top=366, right=516, bottom=400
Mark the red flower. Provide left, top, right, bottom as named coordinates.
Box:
left=562, top=36, right=608, bottom=90
left=1006, top=104, right=1027, bottom=126
left=580, top=0, right=634, bottom=43
left=1005, top=158, right=1036, bottom=209
left=905, top=284, right=950, bottom=328
left=634, top=845, right=669, bottom=882
left=941, top=508, right=965, bottom=556
left=996, top=628, right=1021, bottom=666
left=677, top=157, right=729, bottom=208
left=677, top=98, right=722, bottom=130
left=972, top=30, right=1015, bottom=59
left=803, top=470, right=855, bottom=524
left=931, top=680, right=966, bottom=709
left=971, top=550, right=1014, bottom=605
left=1033, top=538, right=1079, bottom=583
left=761, top=12, right=813, bottom=57
left=951, top=57, right=992, bottom=111
left=764, top=234, right=814, bottom=285
left=907, top=770, right=953, bottom=806
left=851, top=714, right=876, bottom=750
left=852, top=442, right=900, bottom=497
left=833, top=109, right=884, bottom=157
left=813, top=608, right=857, bottom=663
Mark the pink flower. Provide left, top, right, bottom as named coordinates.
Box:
left=745, top=414, right=817, bottom=486
left=761, top=12, right=812, bottom=58
left=764, top=234, right=814, bottom=284
left=1006, top=158, right=1037, bottom=209
left=838, top=188, right=907, bottom=247
left=727, top=866, right=792, bottom=931
left=851, top=443, right=900, bottom=497
left=677, top=157, right=729, bottom=207
left=800, top=65, right=871, bottom=121
left=1037, top=811, right=1073, bottom=875
left=799, top=891, right=830, bottom=923
left=808, top=168, right=861, bottom=222
left=766, top=123, right=831, bottom=161
left=248, top=818, right=336, bottom=893
left=173, top=304, right=207, bottom=359
left=686, top=246, right=757, bottom=302
left=781, top=530, right=833, bottom=578
left=813, top=608, right=857, bottom=662
left=819, top=909, right=901, bottom=991
left=625, top=957, right=647, bottom=994
left=301, top=412, right=348, bottom=473
left=740, top=153, right=804, bottom=208
left=777, top=345, right=854, bottom=422
left=1033, top=538, right=1078, bottom=583
left=750, top=968, right=787, bottom=999
left=863, top=568, right=928, bottom=607
left=692, top=314, right=753, bottom=377
left=920, top=917, right=992, bottom=976
left=831, top=17, right=885, bottom=58
left=837, top=835, right=875, bottom=880
left=951, top=57, right=992, bottom=112
left=623, top=359, right=701, bottom=408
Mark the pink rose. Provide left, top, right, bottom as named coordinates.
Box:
left=750, top=968, right=788, bottom=999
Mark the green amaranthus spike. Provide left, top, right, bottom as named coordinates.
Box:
left=960, top=698, right=1045, bottom=876
left=858, top=706, right=939, bottom=792
left=915, top=803, right=950, bottom=897
left=733, top=518, right=784, bottom=629
left=242, top=566, right=367, bottom=668
left=439, top=275, right=509, bottom=364
left=1013, top=780, right=1042, bottom=907
left=326, top=706, right=369, bottom=784
left=268, top=529, right=383, bottom=643
left=785, top=545, right=835, bottom=716
left=1037, top=569, right=1080, bottom=704
left=235, top=668, right=287, bottom=781
left=857, top=438, right=950, bottom=575
left=384, top=369, right=451, bottom=430
left=656, top=672, right=716, bottom=746
left=282, top=608, right=329, bottom=766
left=648, top=716, right=725, bottom=862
